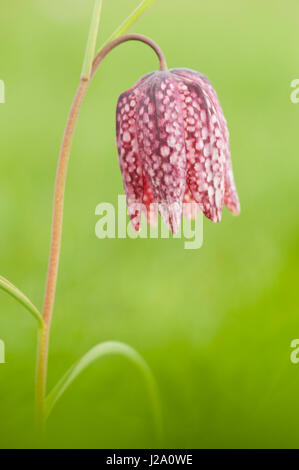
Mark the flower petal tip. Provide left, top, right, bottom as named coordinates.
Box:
left=159, top=202, right=182, bottom=234
left=232, top=206, right=241, bottom=217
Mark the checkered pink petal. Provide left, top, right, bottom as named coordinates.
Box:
left=116, top=68, right=240, bottom=233
left=136, top=72, right=187, bottom=233
left=116, top=89, right=144, bottom=231
left=171, top=68, right=240, bottom=216
left=174, top=75, right=225, bottom=222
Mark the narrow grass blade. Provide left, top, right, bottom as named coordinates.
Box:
left=99, top=0, right=159, bottom=50
left=46, top=341, right=162, bottom=442
left=81, top=0, right=103, bottom=79
left=0, top=275, right=43, bottom=326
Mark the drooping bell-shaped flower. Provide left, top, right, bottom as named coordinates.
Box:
left=116, top=68, right=240, bottom=233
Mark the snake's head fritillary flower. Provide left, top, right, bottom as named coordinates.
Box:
left=116, top=68, right=240, bottom=233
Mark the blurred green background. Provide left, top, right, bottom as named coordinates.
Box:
left=0, top=0, right=299, bottom=449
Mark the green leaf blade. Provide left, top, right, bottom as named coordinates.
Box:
left=99, top=0, right=159, bottom=50
left=81, top=0, right=103, bottom=79
left=46, top=341, right=162, bottom=443
left=0, top=275, right=43, bottom=326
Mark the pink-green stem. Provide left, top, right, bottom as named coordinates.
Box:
left=35, top=34, right=167, bottom=432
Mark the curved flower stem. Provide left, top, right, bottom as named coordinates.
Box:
left=92, top=33, right=168, bottom=75
left=35, top=78, right=89, bottom=431
left=35, top=33, right=167, bottom=431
